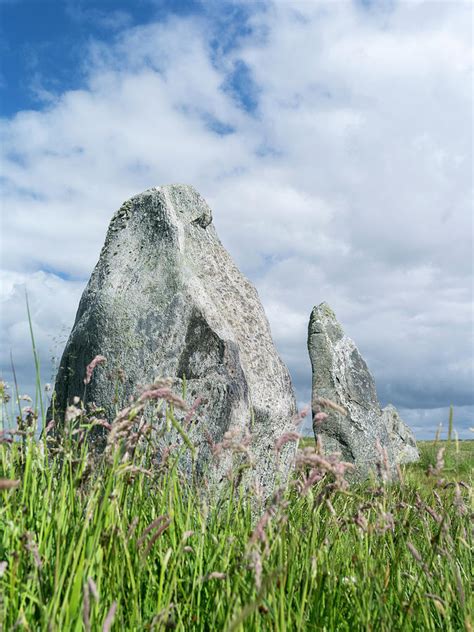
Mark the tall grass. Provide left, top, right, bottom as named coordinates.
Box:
left=0, top=378, right=472, bottom=632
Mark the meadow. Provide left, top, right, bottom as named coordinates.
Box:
left=0, top=382, right=472, bottom=631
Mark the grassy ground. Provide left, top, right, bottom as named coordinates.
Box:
left=0, top=395, right=472, bottom=631
left=300, top=436, right=474, bottom=481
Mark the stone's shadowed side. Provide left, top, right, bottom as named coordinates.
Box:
left=51, top=184, right=297, bottom=495
left=308, top=302, right=419, bottom=478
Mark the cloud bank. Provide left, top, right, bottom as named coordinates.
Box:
left=1, top=1, right=472, bottom=437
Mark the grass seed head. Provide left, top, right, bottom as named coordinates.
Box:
left=84, top=355, right=107, bottom=385
left=102, top=602, right=117, bottom=632
left=0, top=479, right=20, bottom=490
left=313, top=397, right=348, bottom=416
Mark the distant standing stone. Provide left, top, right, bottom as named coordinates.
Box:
left=381, top=405, right=419, bottom=465
left=308, top=303, right=419, bottom=477
left=52, top=184, right=298, bottom=495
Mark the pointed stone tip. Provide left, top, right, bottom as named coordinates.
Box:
left=160, top=183, right=199, bottom=194
left=121, top=184, right=213, bottom=228
left=311, top=302, right=337, bottom=322
left=136, top=183, right=200, bottom=197
left=124, top=183, right=199, bottom=196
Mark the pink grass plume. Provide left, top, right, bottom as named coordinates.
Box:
left=102, top=602, right=117, bottom=632
left=84, top=355, right=107, bottom=385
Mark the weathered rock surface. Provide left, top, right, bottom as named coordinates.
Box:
left=381, top=405, right=419, bottom=464
left=52, top=184, right=297, bottom=494
left=308, top=303, right=419, bottom=477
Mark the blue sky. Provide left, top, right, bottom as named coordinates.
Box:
left=1, top=1, right=149, bottom=114
left=0, top=0, right=259, bottom=115
left=0, top=0, right=472, bottom=439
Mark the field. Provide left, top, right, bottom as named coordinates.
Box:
left=0, top=391, right=472, bottom=631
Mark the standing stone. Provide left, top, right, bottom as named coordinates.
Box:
left=52, top=184, right=297, bottom=494
left=308, top=303, right=419, bottom=477
left=381, top=405, right=419, bottom=464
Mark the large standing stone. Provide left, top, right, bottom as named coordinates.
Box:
left=52, top=184, right=297, bottom=494
left=308, top=303, right=419, bottom=477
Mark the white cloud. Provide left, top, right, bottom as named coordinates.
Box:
left=0, top=1, right=472, bottom=437
left=0, top=271, right=85, bottom=394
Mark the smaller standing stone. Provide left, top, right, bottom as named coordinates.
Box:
left=382, top=405, right=419, bottom=464
left=308, top=302, right=419, bottom=477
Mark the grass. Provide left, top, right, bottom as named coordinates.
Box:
left=300, top=436, right=474, bottom=482
left=415, top=440, right=473, bottom=480
left=0, top=384, right=472, bottom=631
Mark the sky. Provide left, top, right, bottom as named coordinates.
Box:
left=0, top=0, right=472, bottom=439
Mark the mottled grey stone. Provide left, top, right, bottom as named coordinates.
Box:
left=381, top=405, right=419, bottom=464
left=52, top=184, right=297, bottom=494
left=308, top=302, right=419, bottom=477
